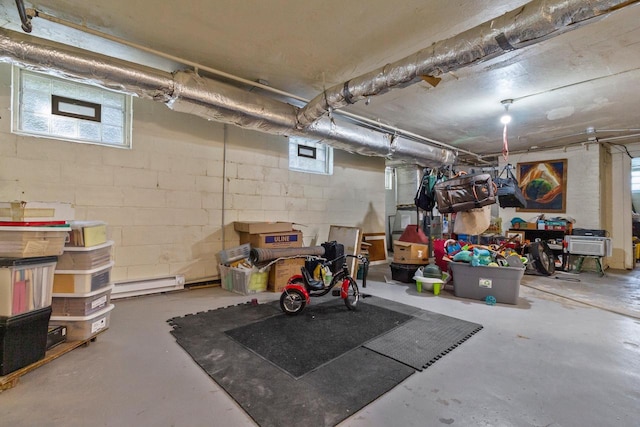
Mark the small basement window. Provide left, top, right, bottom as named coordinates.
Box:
left=632, top=158, right=640, bottom=192
left=288, top=137, right=333, bottom=175
left=12, top=67, right=132, bottom=148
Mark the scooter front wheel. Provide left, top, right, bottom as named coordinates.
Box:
left=280, top=288, right=306, bottom=315
left=343, top=277, right=359, bottom=310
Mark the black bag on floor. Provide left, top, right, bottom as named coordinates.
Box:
left=434, top=172, right=496, bottom=214
left=495, top=166, right=527, bottom=209
left=305, top=241, right=345, bottom=275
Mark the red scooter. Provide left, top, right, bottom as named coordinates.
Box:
left=279, top=254, right=367, bottom=315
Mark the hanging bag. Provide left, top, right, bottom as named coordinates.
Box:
left=495, top=165, right=527, bottom=208
left=434, top=172, right=497, bottom=214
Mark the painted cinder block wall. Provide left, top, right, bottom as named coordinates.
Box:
left=498, top=145, right=602, bottom=231
left=499, top=144, right=636, bottom=269
left=0, top=63, right=386, bottom=285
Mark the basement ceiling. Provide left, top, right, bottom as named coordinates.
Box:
left=1, top=0, right=639, bottom=165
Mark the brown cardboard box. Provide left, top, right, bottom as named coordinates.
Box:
left=268, top=258, right=305, bottom=292
left=239, top=231, right=303, bottom=248
left=393, top=240, right=429, bottom=264
left=234, top=221, right=293, bottom=234
left=513, top=222, right=537, bottom=230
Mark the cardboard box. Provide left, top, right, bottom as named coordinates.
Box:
left=234, top=221, right=293, bottom=234
left=393, top=241, right=429, bottom=264
left=268, top=258, right=305, bottom=292
left=67, top=221, right=108, bottom=247
left=513, top=222, right=537, bottom=230
left=240, top=231, right=303, bottom=249
left=0, top=201, right=75, bottom=222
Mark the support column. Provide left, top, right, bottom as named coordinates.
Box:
left=609, top=150, right=633, bottom=269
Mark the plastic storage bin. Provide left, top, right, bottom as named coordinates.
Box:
left=390, top=262, right=425, bottom=283
left=0, top=256, right=57, bottom=317
left=218, top=264, right=233, bottom=291
left=449, top=261, right=524, bottom=304
left=0, top=306, right=52, bottom=375
left=50, top=304, right=114, bottom=341
left=51, top=285, right=113, bottom=317
left=227, top=266, right=269, bottom=295
left=218, top=243, right=251, bottom=264
left=219, top=264, right=268, bottom=295
left=53, top=261, right=114, bottom=294
left=0, top=226, right=70, bottom=258
left=56, top=241, right=113, bottom=270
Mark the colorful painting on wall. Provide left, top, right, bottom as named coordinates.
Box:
left=517, top=159, right=567, bottom=213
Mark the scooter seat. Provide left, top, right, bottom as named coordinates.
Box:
left=307, top=279, right=325, bottom=291
left=302, top=267, right=325, bottom=291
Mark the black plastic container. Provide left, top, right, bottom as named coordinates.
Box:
left=46, top=325, right=67, bottom=350
left=0, top=306, right=52, bottom=375
left=390, top=262, right=424, bottom=283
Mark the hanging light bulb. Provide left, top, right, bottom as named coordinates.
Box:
left=500, top=99, right=513, bottom=125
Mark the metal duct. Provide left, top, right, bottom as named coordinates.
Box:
left=0, top=28, right=454, bottom=167
left=296, top=0, right=639, bottom=128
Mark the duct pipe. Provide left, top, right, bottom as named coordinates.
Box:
left=26, top=8, right=478, bottom=161
left=0, top=29, right=174, bottom=101
left=0, top=28, right=455, bottom=167
left=296, top=0, right=639, bottom=128
left=168, top=71, right=456, bottom=165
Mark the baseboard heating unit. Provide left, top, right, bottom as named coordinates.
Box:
left=112, top=275, right=185, bottom=299
left=565, top=236, right=612, bottom=257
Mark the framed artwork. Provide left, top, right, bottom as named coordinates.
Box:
left=505, top=230, right=525, bottom=244
left=516, top=159, right=567, bottom=213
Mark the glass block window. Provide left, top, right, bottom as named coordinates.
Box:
left=385, top=166, right=394, bottom=190
left=288, top=136, right=333, bottom=175
left=12, top=67, right=132, bottom=148
left=632, top=158, right=640, bottom=192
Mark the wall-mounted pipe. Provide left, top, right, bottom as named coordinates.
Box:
left=0, top=28, right=455, bottom=167
left=296, top=0, right=640, bottom=129
left=14, top=0, right=32, bottom=33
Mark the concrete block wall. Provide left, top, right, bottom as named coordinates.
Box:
left=498, top=145, right=601, bottom=231
left=0, top=64, right=386, bottom=284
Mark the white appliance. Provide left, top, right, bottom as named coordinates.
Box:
left=565, top=236, right=612, bottom=257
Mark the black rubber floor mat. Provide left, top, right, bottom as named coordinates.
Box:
left=167, top=296, right=481, bottom=427
left=224, top=299, right=412, bottom=378
left=364, top=315, right=483, bottom=370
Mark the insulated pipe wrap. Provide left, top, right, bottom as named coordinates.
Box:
left=0, top=28, right=456, bottom=166
left=296, top=0, right=636, bottom=128
left=0, top=30, right=173, bottom=101
left=249, top=246, right=326, bottom=264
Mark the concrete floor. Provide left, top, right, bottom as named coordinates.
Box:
left=1, top=264, right=639, bottom=427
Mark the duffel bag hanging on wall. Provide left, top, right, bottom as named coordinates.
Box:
left=495, top=165, right=527, bottom=208
left=435, top=172, right=497, bottom=214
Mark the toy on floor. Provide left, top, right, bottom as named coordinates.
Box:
left=471, top=248, right=492, bottom=267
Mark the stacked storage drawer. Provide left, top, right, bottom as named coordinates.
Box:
left=50, top=240, right=115, bottom=341
left=0, top=257, right=59, bottom=375
left=0, top=209, right=71, bottom=375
